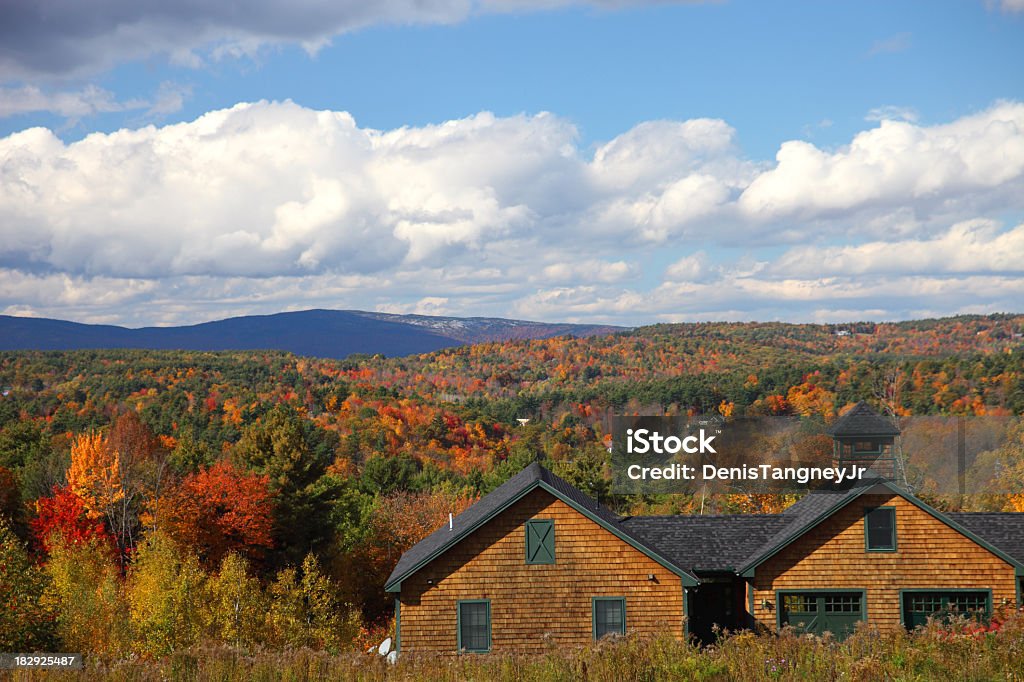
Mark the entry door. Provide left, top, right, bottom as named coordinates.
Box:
left=688, top=582, right=737, bottom=645
left=779, top=592, right=864, bottom=638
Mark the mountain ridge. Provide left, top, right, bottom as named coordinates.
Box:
left=0, top=309, right=625, bottom=359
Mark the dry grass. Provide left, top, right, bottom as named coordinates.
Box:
left=11, top=613, right=1024, bottom=682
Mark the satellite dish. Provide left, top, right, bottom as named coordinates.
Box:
left=366, top=644, right=375, bottom=653
left=386, top=651, right=398, bottom=665
left=378, top=637, right=393, bottom=656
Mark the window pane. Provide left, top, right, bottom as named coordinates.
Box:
left=783, top=594, right=815, bottom=613
left=949, top=593, right=987, bottom=613
left=594, top=599, right=624, bottom=638
left=459, top=602, right=489, bottom=651
left=824, top=594, right=861, bottom=613
left=866, top=508, right=895, bottom=550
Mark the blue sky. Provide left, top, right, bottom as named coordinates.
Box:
left=1, top=0, right=1023, bottom=326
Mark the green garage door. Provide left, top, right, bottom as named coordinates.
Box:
left=779, top=592, right=864, bottom=638
left=902, top=591, right=989, bottom=630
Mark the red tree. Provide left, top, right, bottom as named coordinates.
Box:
left=31, top=486, right=114, bottom=555
left=160, top=460, right=274, bottom=567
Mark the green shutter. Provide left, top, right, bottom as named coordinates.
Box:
left=525, top=519, right=555, bottom=564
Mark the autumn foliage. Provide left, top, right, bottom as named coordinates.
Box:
left=31, top=486, right=114, bottom=554
left=158, top=460, right=274, bottom=567
left=67, top=431, right=122, bottom=519
left=0, top=315, right=1022, bottom=659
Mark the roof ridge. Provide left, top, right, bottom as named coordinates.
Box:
left=628, top=513, right=787, bottom=520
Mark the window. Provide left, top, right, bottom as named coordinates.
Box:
left=865, top=506, right=896, bottom=551
left=592, top=597, right=626, bottom=639
left=457, top=600, right=491, bottom=653
left=824, top=594, right=861, bottom=613
left=525, top=519, right=555, bottom=564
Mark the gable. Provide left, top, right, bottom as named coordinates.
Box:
left=756, top=492, right=1017, bottom=582
left=745, top=483, right=1024, bottom=573
left=385, top=463, right=697, bottom=592
left=741, top=481, right=1024, bottom=577
left=401, top=487, right=684, bottom=593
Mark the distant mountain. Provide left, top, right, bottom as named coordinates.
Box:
left=0, top=310, right=624, bottom=359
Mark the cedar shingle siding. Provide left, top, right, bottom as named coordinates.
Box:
left=397, top=488, right=685, bottom=654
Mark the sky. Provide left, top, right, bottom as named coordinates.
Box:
left=1, top=0, right=1023, bottom=327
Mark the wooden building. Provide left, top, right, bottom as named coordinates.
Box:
left=386, top=405, right=1024, bottom=654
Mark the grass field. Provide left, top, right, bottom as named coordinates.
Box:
left=9, top=612, right=1024, bottom=682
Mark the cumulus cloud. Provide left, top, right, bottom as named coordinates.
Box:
left=2, top=100, right=1023, bottom=325
left=0, top=0, right=709, bottom=80
left=737, top=101, right=1024, bottom=225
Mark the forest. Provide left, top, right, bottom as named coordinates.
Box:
left=2, top=313, right=1024, bottom=665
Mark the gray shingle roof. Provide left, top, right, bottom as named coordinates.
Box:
left=621, top=514, right=790, bottom=572
left=948, top=512, right=1024, bottom=564
left=827, top=401, right=901, bottom=437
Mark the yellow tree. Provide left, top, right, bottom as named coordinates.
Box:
left=207, top=552, right=268, bottom=648
left=44, top=535, right=129, bottom=657
left=127, top=531, right=208, bottom=656
left=67, top=432, right=122, bottom=520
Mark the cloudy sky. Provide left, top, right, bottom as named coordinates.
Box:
left=1, top=0, right=1023, bottom=327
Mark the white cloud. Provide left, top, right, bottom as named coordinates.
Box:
left=738, top=101, right=1024, bottom=224
left=0, top=85, right=145, bottom=119
left=664, top=252, right=709, bottom=281
left=539, top=260, right=637, bottom=284
left=376, top=297, right=453, bottom=316
left=2, top=100, right=1023, bottom=326
left=0, top=83, right=189, bottom=121
left=864, top=105, right=918, bottom=123
left=770, top=220, right=1024, bottom=278
left=996, top=0, right=1024, bottom=12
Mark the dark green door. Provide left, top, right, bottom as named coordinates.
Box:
left=902, top=592, right=989, bottom=630
left=779, top=592, right=864, bottom=638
